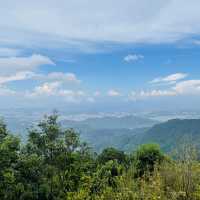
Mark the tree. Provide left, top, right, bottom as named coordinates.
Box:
left=91, top=160, right=123, bottom=194
left=0, top=119, right=8, bottom=142
left=23, top=113, right=95, bottom=199
left=0, top=121, right=20, bottom=200
left=97, top=147, right=127, bottom=165
left=134, top=143, right=164, bottom=177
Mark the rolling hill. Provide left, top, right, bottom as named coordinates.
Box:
left=140, top=119, right=200, bottom=152
left=61, top=115, right=158, bottom=152
left=110, top=118, right=200, bottom=153
left=64, top=118, right=200, bottom=153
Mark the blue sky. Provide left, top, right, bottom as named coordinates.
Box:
left=1, top=0, right=200, bottom=112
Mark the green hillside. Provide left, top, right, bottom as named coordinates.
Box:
left=80, top=128, right=147, bottom=152
left=77, top=118, right=200, bottom=153
left=141, top=119, right=200, bottom=152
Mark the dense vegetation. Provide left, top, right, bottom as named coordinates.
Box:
left=142, top=119, right=200, bottom=152
left=1, top=113, right=200, bottom=199
left=63, top=115, right=157, bottom=152
left=75, top=118, right=200, bottom=153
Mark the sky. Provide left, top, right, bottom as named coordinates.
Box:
left=1, top=0, right=200, bottom=113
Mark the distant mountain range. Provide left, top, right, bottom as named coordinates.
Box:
left=2, top=110, right=200, bottom=153
left=61, top=115, right=158, bottom=152
left=62, top=115, right=158, bottom=130
left=62, top=117, right=200, bottom=153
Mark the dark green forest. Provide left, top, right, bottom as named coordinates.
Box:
left=1, top=113, right=200, bottom=200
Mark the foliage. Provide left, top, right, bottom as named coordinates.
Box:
left=1, top=114, right=200, bottom=199
left=97, top=147, right=128, bottom=165
left=133, top=143, right=165, bottom=177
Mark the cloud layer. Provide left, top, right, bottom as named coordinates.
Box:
left=0, top=54, right=54, bottom=75
left=1, top=0, right=200, bottom=46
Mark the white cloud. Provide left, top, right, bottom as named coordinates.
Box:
left=173, top=80, right=200, bottom=95
left=129, top=79, right=200, bottom=101
left=26, top=81, right=89, bottom=103
left=124, top=54, right=144, bottom=62
left=129, top=89, right=176, bottom=100
left=0, top=54, right=54, bottom=75
left=0, top=71, right=35, bottom=85
left=28, top=82, right=61, bottom=97
left=0, top=71, right=80, bottom=88
left=1, top=0, right=200, bottom=46
left=150, top=73, right=188, bottom=84
left=0, top=48, right=21, bottom=57
left=108, top=89, right=121, bottom=97
left=45, top=72, right=80, bottom=84
left=0, top=70, right=82, bottom=102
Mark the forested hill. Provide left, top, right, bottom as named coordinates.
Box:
left=71, top=118, right=200, bottom=153
left=61, top=115, right=158, bottom=152
left=141, top=119, right=200, bottom=152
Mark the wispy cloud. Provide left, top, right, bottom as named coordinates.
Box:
left=35, top=72, right=81, bottom=84
left=0, top=54, right=54, bottom=75
left=0, top=71, right=35, bottom=85
left=1, top=0, right=200, bottom=48
left=124, top=54, right=144, bottom=62
left=0, top=48, right=21, bottom=57
left=150, top=73, right=188, bottom=85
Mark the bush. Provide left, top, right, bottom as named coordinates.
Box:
left=133, top=143, right=165, bottom=177
left=98, top=147, right=127, bottom=165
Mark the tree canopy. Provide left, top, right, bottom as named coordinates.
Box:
left=0, top=114, right=200, bottom=200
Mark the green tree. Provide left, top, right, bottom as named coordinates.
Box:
left=134, top=143, right=164, bottom=177
left=24, top=113, right=94, bottom=200
left=0, top=120, right=20, bottom=200
left=91, top=160, right=123, bottom=195
left=0, top=119, right=8, bottom=141
left=98, top=147, right=127, bottom=165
